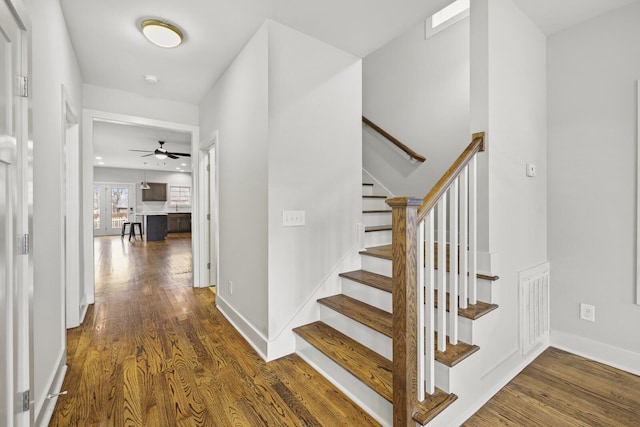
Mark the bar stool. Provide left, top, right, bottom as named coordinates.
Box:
left=129, top=222, right=143, bottom=241
left=121, top=222, right=131, bottom=239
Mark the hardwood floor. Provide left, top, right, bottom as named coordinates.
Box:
left=464, top=347, right=640, bottom=426
left=50, top=234, right=380, bottom=427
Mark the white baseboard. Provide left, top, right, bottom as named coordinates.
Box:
left=216, top=295, right=269, bottom=360
left=35, top=351, right=67, bottom=427
left=550, top=330, right=640, bottom=375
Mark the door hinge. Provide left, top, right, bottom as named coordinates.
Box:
left=16, top=76, right=29, bottom=98
left=207, top=262, right=211, bottom=270
left=22, top=233, right=29, bottom=255
left=21, top=390, right=29, bottom=412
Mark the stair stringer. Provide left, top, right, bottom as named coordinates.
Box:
left=265, top=245, right=361, bottom=360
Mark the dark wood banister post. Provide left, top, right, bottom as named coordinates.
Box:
left=386, top=196, right=423, bottom=427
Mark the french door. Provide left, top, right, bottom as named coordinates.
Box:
left=0, top=0, right=31, bottom=425
left=93, top=183, right=135, bottom=235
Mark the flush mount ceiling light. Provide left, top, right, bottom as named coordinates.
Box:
left=144, top=74, right=159, bottom=84
left=141, top=19, right=183, bottom=48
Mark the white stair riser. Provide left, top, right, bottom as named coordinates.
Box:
left=362, top=212, right=392, bottom=227
left=364, top=230, right=392, bottom=247
left=342, top=280, right=392, bottom=313
left=295, top=337, right=392, bottom=427
left=319, top=305, right=392, bottom=360
left=433, top=309, right=474, bottom=344
left=362, top=198, right=389, bottom=211
left=362, top=185, right=374, bottom=196
left=361, top=255, right=392, bottom=277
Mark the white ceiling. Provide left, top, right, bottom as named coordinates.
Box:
left=61, top=0, right=637, bottom=172
left=93, top=121, right=192, bottom=172
left=512, top=0, right=637, bottom=35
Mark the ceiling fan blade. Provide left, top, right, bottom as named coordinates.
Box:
left=141, top=153, right=154, bottom=157
left=167, top=154, right=179, bottom=159
left=169, top=152, right=191, bottom=157
left=129, top=149, right=153, bottom=153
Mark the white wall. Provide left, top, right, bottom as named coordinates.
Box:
left=94, top=167, right=192, bottom=213
left=431, top=1, right=549, bottom=424
left=548, top=3, right=640, bottom=359
left=199, top=21, right=362, bottom=359
left=83, top=84, right=199, bottom=126
left=199, top=24, right=270, bottom=352
left=362, top=18, right=469, bottom=197
left=266, top=22, right=362, bottom=341
left=25, top=0, right=83, bottom=421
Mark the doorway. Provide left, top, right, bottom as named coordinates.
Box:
left=92, top=183, right=135, bottom=236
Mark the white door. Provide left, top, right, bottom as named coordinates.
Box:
left=0, top=0, right=31, bottom=425
left=93, top=183, right=134, bottom=236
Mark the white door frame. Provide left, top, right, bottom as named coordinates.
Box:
left=0, top=0, right=31, bottom=424
left=62, top=86, right=83, bottom=329
left=81, top=110, right=202, bottom=306
left=199, top=132, right=219, bottom=288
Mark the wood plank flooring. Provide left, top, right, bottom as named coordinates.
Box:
left=49, top=234, right=380, bottom=427
left=464, top=347, right=640, bottom=426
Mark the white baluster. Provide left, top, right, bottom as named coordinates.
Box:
left=437, top=195, right=447, bottom=353
left=460, top=166, right=469, bottom=309
left=449, top=180, right=459, bottom=345
left=469, top=156, right=478, bottom=305
left=417, top=219, right=425, bottom=399
left=425, top=211, right=435, bottom=394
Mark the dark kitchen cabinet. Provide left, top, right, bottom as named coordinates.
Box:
left=167, top=213, right=191, bottom=233
left=142, top=182, right=167, bottom=201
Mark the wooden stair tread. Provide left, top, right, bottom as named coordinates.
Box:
left=317, top=295, right=477, bottom=367
left=413, top=390, right=458, bottom=425
left=339, top=270, right=392, bottom=293
left=318, top=295, right=392, bottom=337
left=359, top=244, right=392, bottom=259
left=362, top=183, right=374, bottom=186
left=293, top=321, right=393, bottom=402
left=364, top=225, right=392, bottom=232
left=363, top=195, right=387, bottom=199
left=359, top=244, right=499, bottom=281
left=434, top=333, right=479, bottom=367
left=434, top=290, right=498, bottom=320
left=362, top=210, right=392, bottom=214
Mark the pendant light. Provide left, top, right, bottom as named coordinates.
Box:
left=140, top=162, right=151, bottom=190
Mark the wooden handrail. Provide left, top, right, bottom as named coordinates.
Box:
left=417, top=132, right=485, bottom=222
left=362, top=116, right=427, bottom=163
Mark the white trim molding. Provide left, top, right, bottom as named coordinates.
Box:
left=551, top=330, right=640, bottom=376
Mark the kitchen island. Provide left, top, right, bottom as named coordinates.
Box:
left=136, top=213, right=168, bottom=241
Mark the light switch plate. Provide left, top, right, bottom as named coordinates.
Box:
left=283, top=210, right=305, bottom=226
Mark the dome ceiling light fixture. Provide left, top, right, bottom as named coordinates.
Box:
left=141, top=19, right=183, bottom=48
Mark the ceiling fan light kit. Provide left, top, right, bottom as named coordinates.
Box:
left=141, top=19, right=183, bottom=48
left=129, top=141, right=191, bottom=162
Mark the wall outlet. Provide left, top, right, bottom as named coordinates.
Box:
left=526, top=163, right=537, bottom=177
left=283, top=210, right=305, bottom=226
left=228, top=280, right=233, bottom=295
left=580, top=303, right=595, bottom=322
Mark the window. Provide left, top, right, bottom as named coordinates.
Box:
left=425, top=0, right=470, bottom=39
left=170, top=186, right=191, bottom=206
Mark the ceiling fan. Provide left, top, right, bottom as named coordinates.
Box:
left=129, top=141, right=191, bottom=160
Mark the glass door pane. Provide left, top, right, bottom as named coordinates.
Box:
left=110, top=187, right=129, bottom=230
left=93, top=186, right=100, bottom=230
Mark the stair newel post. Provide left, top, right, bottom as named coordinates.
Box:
left=387, top=197, right=423, bottom=427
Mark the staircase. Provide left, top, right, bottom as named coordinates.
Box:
left=294, top=141, right=500, bottom=426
